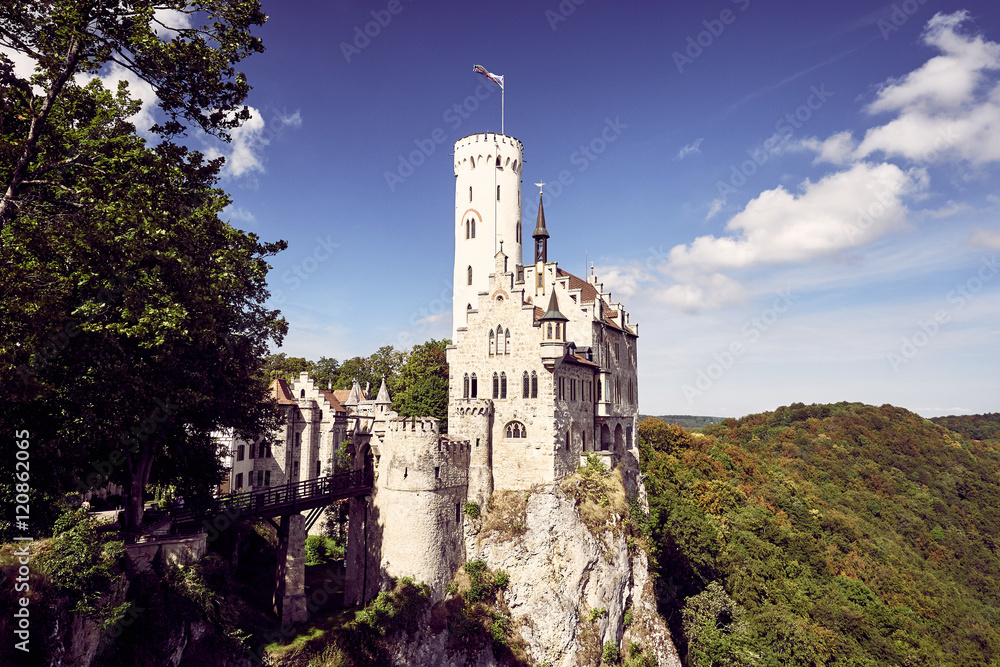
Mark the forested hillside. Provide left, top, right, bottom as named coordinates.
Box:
left=638, top=402, right=1000, bottom=666
left=930, top=412, right=1000, bottom=442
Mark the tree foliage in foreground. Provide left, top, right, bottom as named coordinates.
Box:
left=640, top=402, right=1000, bottom=667
left=0, top=2, right=282, bottom=536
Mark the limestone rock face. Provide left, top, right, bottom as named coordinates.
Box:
left=463, top=484, right=681, bottom=667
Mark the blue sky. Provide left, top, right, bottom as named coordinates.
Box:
left=20, top=0, right=1000, bottom=419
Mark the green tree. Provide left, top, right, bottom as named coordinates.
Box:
left=392, top=339, right=449, bottom=431
left=263, top=353, right=311, bottom=383
left=310, top=355, right=341, bottom=390
left=0, top=0, right=266, bottom=232
left=1, top=53, right=284, bottom=534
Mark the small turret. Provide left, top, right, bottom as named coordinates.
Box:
left=540, top=290, right=569, bottom=368
left=532, top=191, right=549, bottom=263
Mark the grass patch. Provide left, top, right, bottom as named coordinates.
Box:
left=479, top=490, right=528, bottom=541
left=560, top=456, right=629, bottom=536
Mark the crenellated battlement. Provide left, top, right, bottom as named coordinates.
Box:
left=387, top=416, right=441, bottom=434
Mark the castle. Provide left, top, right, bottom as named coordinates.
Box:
left=224, top=132, right=640, bottom=607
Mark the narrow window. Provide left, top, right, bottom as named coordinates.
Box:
left=468, top=265, right=473, bottom=285
left=522, top=371, right=529, bottom=398
left=456, top=503, right=461, bottom=523
left=516, top=222, right=521, bottom=243
left=293, top=461, right=299, bottom=477
left=469, top=186, right=472, bottom=201
left=249, top=443, right=255, bottom=459
left=489, top=330, right=495, bottom=356
left=236, top=473, right=243, bottom=490
left=566, top=431, right=570, bottom=451
left=496, top=156, right=501, bottom=167
left=497, top=325, right=504, bottom=354
left=258, top=443, right=266, bottom=458
left=555, top=322, right=561, bottom=339
left=315, top=460, right=321, bottom=476
left=505, top=329, right=510, bottom=354
left=264, top=471, right=270, bottom=486
left=497, top=185, right=500, bottom=201
left=471, top=218, right=476, bottom=238
left=582, top=431, right=587, bottom=451
left=492, top=372, right=499, bottom=399
left=463, top=373, right=470, bottom=398
left=237, top=445, right=245, bottom=461
left=435, top=466, right=440, bottom=478
left=531, top=371, right=538, bottom=398
left=547, top=323, right=553, bottom=339
left=471, top=373, right=478, bottom=397
left=500, top=372, right=507, bottom=399
left=466, top=220, right=470, bottom=239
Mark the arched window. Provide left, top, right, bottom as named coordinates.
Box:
left=463, top=373, right=470, bottom=399
left=489, top=330, right=495, bottom=356
left=531, top=371, right=538, bottom=398
left=496, top=156, right=501, bottom=167
left=597, top=379, right=602, bottom=402
left=492, top=372, right=499, bottom=399
left=500, top=372, right=507, bottom=398
left=471, top=373, right=478, bottom=398
left=496, top=325, right=504, bottom=354
left=471, top=218, right=476, bottom=238
left=504, top=328, right=510, bottom=354
left=467, top=265, right=473, bottom=285
left=547, top=323, right=553, bottom=339
left=522, top=371, right=529, bottom=398
left=300, top=389, right=305, bottom=398
left=555, top=322, right=561, bottom=339
left=505, top=421, right=526, bottom=438
left=466, top=219, right=470, bottom=239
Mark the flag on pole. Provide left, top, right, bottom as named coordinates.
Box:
left=473, top=64, right=504, bottom=90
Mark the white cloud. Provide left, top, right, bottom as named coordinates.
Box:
left=676, top=138, right=704, bottom=160
left=275, top=110, right=303, bottom=129
left=151, top=8, right=193, bottom=40
left=224, top=205, right=256, bottom=223
left=798, top=130, right=857, bottom=165
left=205, top=107, right=268, bottom=178
left=0, top=46, right=37, bottom=81
left=855, top=12, right=1000, bottom=164
left=667, top=162, right=926, bottom=274
left=657, top=273, right=748, bottom=312
left=971, top=228, right=1000, bottom=249
left=416, top=312, right=447, bottom=325
left=705, top=198, right=724, bottom=220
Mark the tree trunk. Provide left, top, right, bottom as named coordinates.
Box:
left=124, top=472, right=145, bottom=533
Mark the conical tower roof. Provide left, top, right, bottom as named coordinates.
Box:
left=539, top=289, right=569, bottom=322
left=345, top=379, right=362, bottom=406
left=375, top=377, right=391, bottom=404
left=532, top=193, right=549, bottom=240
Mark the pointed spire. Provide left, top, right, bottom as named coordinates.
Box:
left=375, top=377, right=391, bottom=404
left=345, top=379, right=361, bottom=406
left=539, top=289, right=569, bottom=322
left=532, top=189, right=549, bottom=264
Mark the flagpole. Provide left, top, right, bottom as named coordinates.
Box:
left=501, top=85, right=505, bottom=135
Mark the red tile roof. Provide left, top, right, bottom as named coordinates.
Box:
left=333, top=389, right=351, bottom=403
left=566, top=352, right=600, bottom=368
left=318, top=389, right=346, bottom=413
left=557, top=268, right=599, bottom=304
left=271, top=378, right=296, bottom=405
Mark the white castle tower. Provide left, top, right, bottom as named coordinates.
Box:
left=452, top=133, right=523, bottom=338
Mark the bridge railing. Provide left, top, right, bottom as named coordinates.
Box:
left=166, top=468, right=373, bottom=529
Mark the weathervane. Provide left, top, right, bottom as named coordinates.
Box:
left=534, top=181, right=546, bottom=196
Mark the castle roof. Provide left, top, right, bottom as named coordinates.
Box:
left=539, top=290, right=569, bottom=323
left=271, top=378, right=296, bottom=405
left=532, top=194, right=549, bottom=240
left=375, top=378, right=391, bottom=404
left=565, top=351, right=600, bottom=368
left=318, top=389, right=346, bottom=413
left=345, top=381, right=363, bottom=406
left=556, top=268, right=599, bottom=304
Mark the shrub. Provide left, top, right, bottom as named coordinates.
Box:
left=464, top=501, right=481, bottom=518
left=493, top=570, right=509, bottom=589
left=589, top=606, right=607, bottom=622
left=602, top=641, right=621, bottom=664
left=305, top=534, right=342, bottom=565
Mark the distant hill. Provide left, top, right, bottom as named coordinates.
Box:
left=638, top=401, right=1000, bottom=666
left=639, top=414, right=727, bottom=429
left=931, top=412, right=1000, bottom=441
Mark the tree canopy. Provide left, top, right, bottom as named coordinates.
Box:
left=0, top=2, right=281, bottom=535
left=639, top=402, right=1000, bottom=666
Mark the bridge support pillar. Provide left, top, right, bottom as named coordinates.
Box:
left=274, top=513, right=307, bottom=623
